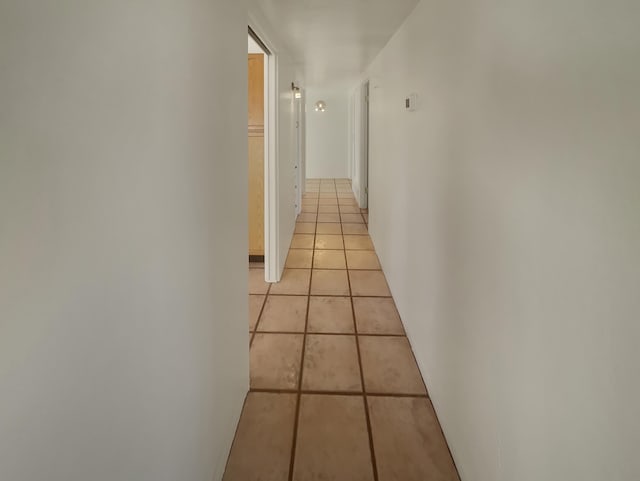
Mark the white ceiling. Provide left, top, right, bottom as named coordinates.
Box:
left=251, top=0, right=419, bottom=88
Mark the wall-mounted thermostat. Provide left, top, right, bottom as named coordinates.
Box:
left=405, top=93, right=417, bottom=111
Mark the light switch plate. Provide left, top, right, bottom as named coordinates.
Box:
left=405, top=93, right=417, bottom=111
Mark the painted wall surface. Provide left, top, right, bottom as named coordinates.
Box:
left=305, top=88, right=349, bottom=179
left=0, top=2, right=249, bottom=480
left=364, top=1, right=640, bottom=480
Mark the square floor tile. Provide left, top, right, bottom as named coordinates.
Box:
left=317, top=213, right=341, bottom=223
left=341, top=213, right=365, bottom=224
left=338, top=197, right=358, bottom=204
left=301, top=204, right=318, bottom=213
left=359, top=336, right=425, bottom=394
left=250, top=333, right=303, bottom=389
left=270, top=269, right=310, bottom=296
left=286, top=249, right=313, bottom=268
left=249, top=294, right=266, bottom=331
left=308, top=296, right=354, bottom=333
left=318, top=198, right=338, bottom=205
left=344, top=235, right=374, bottom=250
left=297, top=213, right=317, bottom=223
left=249, top=268, right=270, bottom=295
left=258, top=295, right=308, bottom=332
left=342, top=224, right=369, bottom=235
left=223, top=392, right=296, bottom=481
left=368, top=397, right=459, bottom=481
left=316, top=223, right=342, bottom=234
left=302, top=335, right=362, bottom=392
left=353, top=298, right=404, bottom=335
left=293, top=395, right=374, bottom=481
left=339, top=205, right=361, bottom=214
left=346, top=251, right=381, bottom=270
left=311, top=270, right=350, bottom=296
left=315, top=234, right=344, bottom=250
left=291, top=234, right=315, bottom=249
left=349, top=270, right=391, bottom=296
left=295, top=223, right=316, bottom=234
left=313, top=250, right=347, bottom=269
left=319, top=193, right=337, bottom=198
left=337, top=192, right=355, bottom=198
left=318, top=205, right=339, bottom=213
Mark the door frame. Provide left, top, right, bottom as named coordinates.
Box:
left=248, top=26, right=279, bottom=282
left=294, top=87, right=306, bottom=215
left=357, top=80, right=370, bottom=209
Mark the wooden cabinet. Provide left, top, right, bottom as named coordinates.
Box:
left=248, top=54, right=264, bottom=257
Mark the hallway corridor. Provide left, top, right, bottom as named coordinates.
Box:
left=224, top=179, right=459, bottom=481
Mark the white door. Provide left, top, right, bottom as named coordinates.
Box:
left=360, top=81, right=369, bottom=208
left=294, top=89, right=305, bottom=214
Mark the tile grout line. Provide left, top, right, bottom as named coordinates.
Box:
left=254, top=182, right=433, bottom=481
left=249, top=387, right=429, bottom=398
left=249, top=282, right=272, bottom=347
left=342, top=189, right=380, bottom=481
left=286, top=187, right=319, bottom=481
left=253, top=330, right=406, bottom=337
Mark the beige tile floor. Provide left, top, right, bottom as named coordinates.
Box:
left=225, top=179, right=459, bottom=481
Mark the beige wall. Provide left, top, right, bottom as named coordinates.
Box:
left=364, top=1, right=640, bottom=480
left=0, top=1, right=249, bottom=480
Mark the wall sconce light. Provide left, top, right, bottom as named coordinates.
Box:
left=314, top=100, right=326, bottom=112
left=292, top=82, right=302, bottom=99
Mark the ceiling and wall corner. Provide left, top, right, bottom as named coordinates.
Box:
left=248, top=0, right=420, bottom=184
left=249, top=0, right=420, bottom=89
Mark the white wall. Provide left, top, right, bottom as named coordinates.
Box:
left=364, top=1, right=640, bottom=480
left=305, top=88, right=349, bottom=179
left=0, top=2, right=249, bottom=480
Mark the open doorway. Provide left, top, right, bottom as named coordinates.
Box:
left=247, top=32, right=268, bottom=263
left=352, top=79, right=369, bottom=211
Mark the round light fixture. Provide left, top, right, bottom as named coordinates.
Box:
left=314, top=100, right=326, bottom=112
